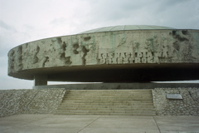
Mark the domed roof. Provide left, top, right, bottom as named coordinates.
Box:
left=81, top=25, right=174, bottom=34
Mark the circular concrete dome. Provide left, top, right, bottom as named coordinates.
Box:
left=8, top=25, right=199, bottom=85
left=81, top=25, right=174, bottom=33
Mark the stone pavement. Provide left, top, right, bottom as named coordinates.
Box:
left=0, top=114, right=199, bottom=133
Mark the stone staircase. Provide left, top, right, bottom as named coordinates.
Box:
left=55, top=89, right=156, bottom=115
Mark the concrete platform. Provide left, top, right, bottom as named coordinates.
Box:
left=0, top=114, right=199, bottom=133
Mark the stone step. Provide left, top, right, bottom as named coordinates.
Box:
left=64, top=95, right=153, bottom=99
left=59, top=103, right=154, bottom=108
left=66, top=90, right=152, bottom=92
left=59, top=103, right=154, bottom=107
left=61, top=102, right=153, bottom=107
left=64, top=96, right=152, bottom=100
left=56, top=109, right=156, bottom=113
left=65, top=93, right=152, bottom=98
left=56, top=110, right=156, bottom=116
left=65, top=94, right=152, bottom=98
left=58, top=106, right=154, bottom=110
left=60, top=106, right=153, bottom=109
left=61, top=101, right=153, bottom=105
left=64, top=90, right=152, bottom=96
left=57, top=107, right=155, bottom=111
left=55, top=112, right=156, bottom=116
left=62, top=99, right=153, bottom=104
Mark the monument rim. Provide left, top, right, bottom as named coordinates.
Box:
left=8, top=25, right=199, bottom=85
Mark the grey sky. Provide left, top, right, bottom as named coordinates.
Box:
left=0, top=0, right=199, bottom=89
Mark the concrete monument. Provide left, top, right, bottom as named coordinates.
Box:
left=3, top=25, right=199, bottom=117
left=8, top=25, right=199, bottom=86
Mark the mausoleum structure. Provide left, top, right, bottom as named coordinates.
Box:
left=8, top=25, right=199, bottom=86
left=3, top=25, right=199, bottom=117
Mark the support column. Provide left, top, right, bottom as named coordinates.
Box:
left=34, top=75, right=48, bottom=86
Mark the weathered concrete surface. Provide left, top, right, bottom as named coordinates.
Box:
left=33, top=83, right=199, bottom=89
left=0, top=89, right=66, bottom=117
left=153, top=88, right=199, bottom=116
left=0, top=114, right=199, bottom=133
left=8, top=26, right=199, bottom=82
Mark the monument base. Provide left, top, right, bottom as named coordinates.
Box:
left=0, top=87, right=199, bottom=117
left=33, top=83, right=199, bottom=89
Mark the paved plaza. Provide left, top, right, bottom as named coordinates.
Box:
left=0, top=114, right=199, bottom=133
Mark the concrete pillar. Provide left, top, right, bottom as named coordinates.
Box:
left=34, top=75, right=48, bottom=86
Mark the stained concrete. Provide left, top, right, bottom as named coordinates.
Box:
left=0, top=114, right=199, bottom=133
left=33, top=83, right=199, bottom=89
left=8, top=26, right=199, bottom=84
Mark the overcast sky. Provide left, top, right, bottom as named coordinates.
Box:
left=0, top=0, right=199, bottom=89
